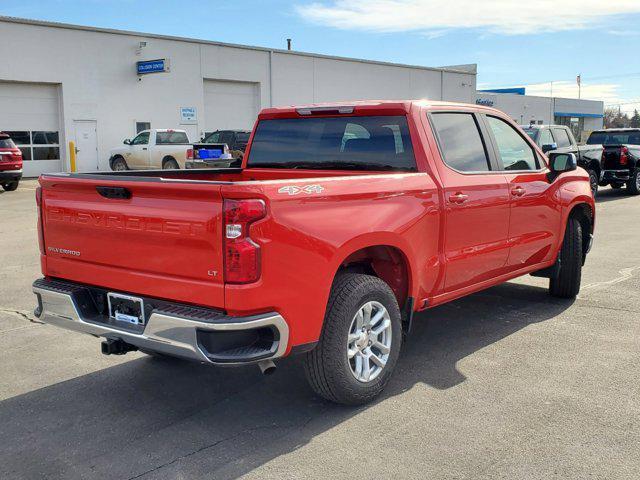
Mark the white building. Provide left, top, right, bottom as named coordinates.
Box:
left=475, top=89, right=604, bottom=142
left=0, top=16, right=477, bottom=176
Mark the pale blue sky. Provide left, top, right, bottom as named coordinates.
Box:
left=2, top=0, right=639, bottom=112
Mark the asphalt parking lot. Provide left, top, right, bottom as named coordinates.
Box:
left=1, top=179, right=639, bottom=479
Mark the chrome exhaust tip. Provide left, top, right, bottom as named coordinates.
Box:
left=258, top=359, right=276, bottom=375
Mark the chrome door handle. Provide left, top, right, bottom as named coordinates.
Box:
left=511, top=186, right=525, bottom=197
left=142, top=147, right=148, bottom=150
left=449, top=192, right=469, bottom=204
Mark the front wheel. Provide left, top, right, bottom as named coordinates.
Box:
left=1, top=181, right=19, bottom=191
left=587, top=169, right=599, bottom=197
left=304, top=273, right=402, bottom=405
left=627, top=169, right=640, bottom=195
left=549, top=217, right=583, bottom=299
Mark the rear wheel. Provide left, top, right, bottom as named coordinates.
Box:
left=111, top=157, right=128, bottom=171
left=162, top=158, right=179, bottom=170
left=549, top=217, right=583, bottom=299
left=1, top=181, right=19, bottom=191
left=627, top=169, right=640, bottom=195
left=587, top=169, right=599, bottom=197
left=304, top=273, right=402, bottom=405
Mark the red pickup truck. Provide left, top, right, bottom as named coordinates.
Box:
left=32, top=101, right=594, bottom=404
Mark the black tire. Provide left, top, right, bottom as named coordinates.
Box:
left=162, top=158, right=179, bottom=170
left=611, top=182, right=624, bottom=190
left=111, top=156, right=128, bottom=171
left=2, top=181, right=19, bottom=191
left=304, top=273, right=403, bottom=405
left=627, top=169, right=640, bottom=195
left=549, top=217, right=583, bottom=299
left=587, top=169, right=598, bottom=197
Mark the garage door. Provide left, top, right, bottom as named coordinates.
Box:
left=203, top=80, right=259, bottom=132
left=0, top=82, right=62, bottom=177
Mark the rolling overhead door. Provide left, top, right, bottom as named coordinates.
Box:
left=203, top=80, right=259, bottom=133
left=0, top=82, right=62, bottom=177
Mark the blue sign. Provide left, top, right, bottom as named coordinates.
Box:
left=136, top=59, right=168, bottom=75
left=479, top=87, right=526, bottom=95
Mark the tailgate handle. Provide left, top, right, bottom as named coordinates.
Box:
left=96, top=186, right=132, bottom=199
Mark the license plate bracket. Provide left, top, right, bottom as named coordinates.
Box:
left=107, top=292, right=145, bottom=326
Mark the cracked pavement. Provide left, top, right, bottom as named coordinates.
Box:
left=0, top=180, right=639, bottom=479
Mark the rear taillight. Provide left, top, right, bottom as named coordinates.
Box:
left=186, top=148, right=194, bottom=160
left=620, top=146, right=629, bottom=165
left=223, top=199, right=266, bottom=284
left=36, top=186, right=45, bottom=255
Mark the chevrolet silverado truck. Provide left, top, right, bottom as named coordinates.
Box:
left=0, top=132, right=23, bottom=191
left=586, top=128, right=640, bottom=195
left=33, top=101, right=595, bottom=405
left=109, top=129, right=231, bottom=171
left=522, top=124, right=603, bottom=195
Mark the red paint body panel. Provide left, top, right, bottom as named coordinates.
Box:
left=38, top=100, right=595, bottom=355
left=0, top=147, right=23, bottom=171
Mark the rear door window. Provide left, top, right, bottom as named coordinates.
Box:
left=539, top=128, right=555, bottom=147
left=430, top=113, right=491, bottom=172
left=247, top=116, right=416, bottom=171
left=487, top=116, right=539, bottom=171
left=552, top=128, right=572, bottom=148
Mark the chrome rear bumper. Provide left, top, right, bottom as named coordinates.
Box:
left=32, top=278, right=288, bottom=365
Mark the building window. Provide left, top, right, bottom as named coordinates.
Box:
left=3, top=131, right=60, bottom=161
left=136, top=122, right=151, bottom=133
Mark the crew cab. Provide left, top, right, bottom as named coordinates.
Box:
left=586, top=128, right=640, bottom=195
left=109, top=129, right=230, bottom=171
left=522, top=124, right=603, bottom=195
left=0, top=132, right=23, bottom=191
left=33, top=101, right=595, bottom=405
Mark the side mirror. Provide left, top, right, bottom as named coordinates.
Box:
left=549, top=152, right=577, bottom=174
left=123, top=139, right=131, bottom=145
left=542, top=142, right=557, bottom=153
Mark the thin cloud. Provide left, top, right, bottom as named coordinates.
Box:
left=296, top=0, right=640, bottom=35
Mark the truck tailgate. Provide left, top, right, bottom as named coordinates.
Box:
left=39, top=176, right=225, bottom=308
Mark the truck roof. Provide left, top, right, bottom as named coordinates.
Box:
left=591, top=128, right=640, bottom=133
left=259, top=100, right=497, bottom=117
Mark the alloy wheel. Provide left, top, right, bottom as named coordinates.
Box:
left=347, top=301, right=392, bottom=383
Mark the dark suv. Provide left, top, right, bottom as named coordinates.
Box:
left=202, top=130, right=250, bottom=158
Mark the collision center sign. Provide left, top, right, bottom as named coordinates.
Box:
left=136, top=59, right=169, bottom=75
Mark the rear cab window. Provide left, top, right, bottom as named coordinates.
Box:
left=247, top=115, right=416, bottom=171
left=430, top=112, right=491, bottom=172
left=156, top=131, right=189, bottom=144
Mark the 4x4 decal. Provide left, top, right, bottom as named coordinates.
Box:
left=278, top=184, right=325, bottom=196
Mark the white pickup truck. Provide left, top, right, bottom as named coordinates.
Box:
left=109, top=129, right=231, bottom=170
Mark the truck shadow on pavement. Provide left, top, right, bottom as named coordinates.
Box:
left=0, top=281, right=573, bottom=480
left=595, top=187, right=635, bottom=203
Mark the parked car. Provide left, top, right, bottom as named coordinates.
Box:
left=586, top=128, right=640, bottom=195
left=0, top=132, right=23, bottom=191
left=522, top=124, right=603, bottom=195
left=109, top=129, right=231, bottom=171
left=33, top=101, right=594, bottom=405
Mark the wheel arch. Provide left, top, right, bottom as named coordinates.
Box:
left=567, top=202, right=594, bottom=261
left=331, top=240, right=414, bottom=312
